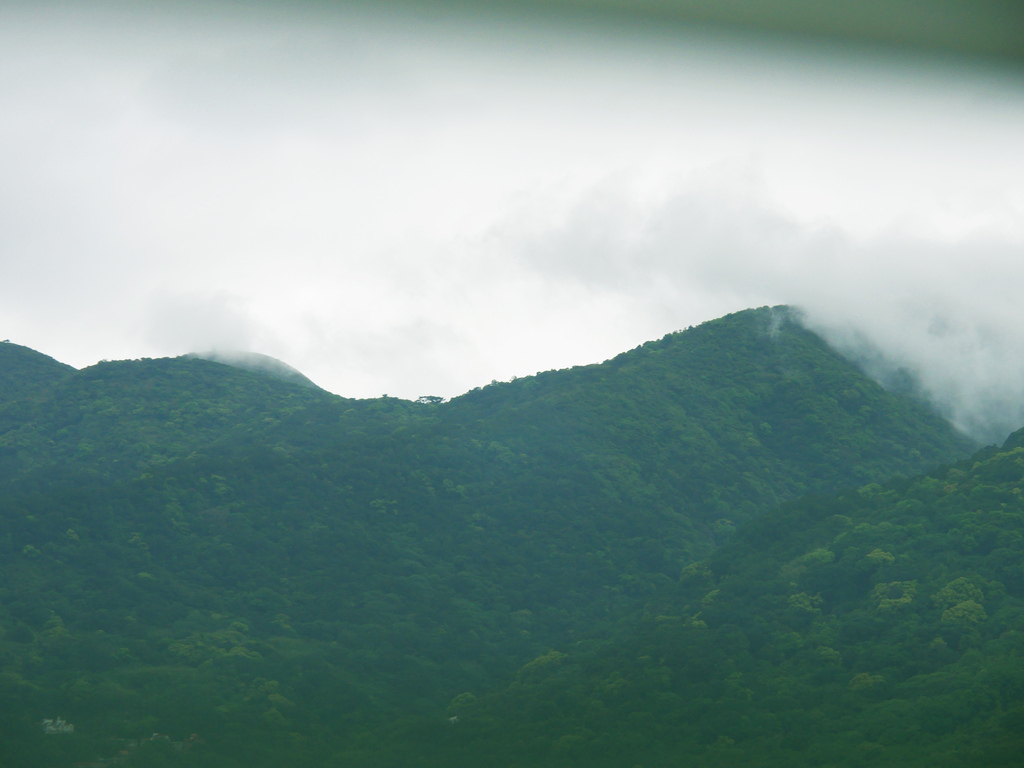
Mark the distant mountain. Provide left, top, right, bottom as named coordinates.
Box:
left=0, top=307, right=983, bottom=766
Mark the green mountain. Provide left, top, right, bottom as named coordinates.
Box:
left=0, top=354, right=335, bottom=482
left=395, top=431, right=1024, bottom=768
left=0, top=307, right=980, bottom=766
left=0, top=340, right=75, bottom=401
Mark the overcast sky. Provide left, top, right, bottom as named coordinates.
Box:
left=2, top=1, right=1023, bottom=440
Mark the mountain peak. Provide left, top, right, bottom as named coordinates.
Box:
left=0, top=340, right=76, bottom=400
left=187, top=350, right=320, bottom=390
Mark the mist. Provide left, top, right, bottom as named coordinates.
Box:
left=502, top=174, right=1024, bottom=443
left=0, top=1, right=1022, bottom=440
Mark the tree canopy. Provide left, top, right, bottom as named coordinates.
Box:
left=0, top=307, right=990, bottom=766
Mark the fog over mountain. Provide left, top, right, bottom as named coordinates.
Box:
left=1, top=1, right=1022, bottom=439
left=501, top=178, right=1024, bottom=442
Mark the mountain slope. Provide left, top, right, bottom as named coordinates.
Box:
left=0, top=340, right=75, bottom=402
left=435, top=306, right=976, bottom=542
left=0, top=306, right=981, bottom=766
left=398, top=431, right=1024, bottom=768
left=189, top=351, right=321, bottom=390
left=0, top=354, right=341, bottom=482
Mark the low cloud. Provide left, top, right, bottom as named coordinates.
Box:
left=497, top=173, right=1024, bottom=443
left=144, top=290, right=270, bottom=357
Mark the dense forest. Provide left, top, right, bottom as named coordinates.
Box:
left=3, top=306, right=1016, bottom=767
left=378, top=430, right=1024, bottom=767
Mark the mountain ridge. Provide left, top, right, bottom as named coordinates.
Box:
left=0, top=340, right=76, bottom=401
left=0, top=305, right=991, bottom=767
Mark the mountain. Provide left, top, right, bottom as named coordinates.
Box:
left=394, top=430, right=1024, bottom=768
left=0, top=353, right=337, bottom=483
left=0, top=340, right=75, bottom=401
left=0, top=307, right=981, bottom=766
left=435, top=306, right=976, bottom=541
left=188, top=351, right=321, bottom=390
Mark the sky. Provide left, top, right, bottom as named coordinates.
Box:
left=1, top=1, right=1023, bottom=441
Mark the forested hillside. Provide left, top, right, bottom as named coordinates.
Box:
left=389, top=430, right=1024, bottom=767
left=0, top=308, right=981, bottom=766
left=0, top=342, right=75, bottom=401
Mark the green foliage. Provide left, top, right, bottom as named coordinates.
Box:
left=385, top=433, right=1024, bottom=767
left=0, top=307, right=986, bottom=765
left=0, top=341, right=75, bottom=401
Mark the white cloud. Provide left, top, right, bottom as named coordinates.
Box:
left=143, top=290, right=271, bottom=356
left=490, top=169, right=1024, bottom=442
